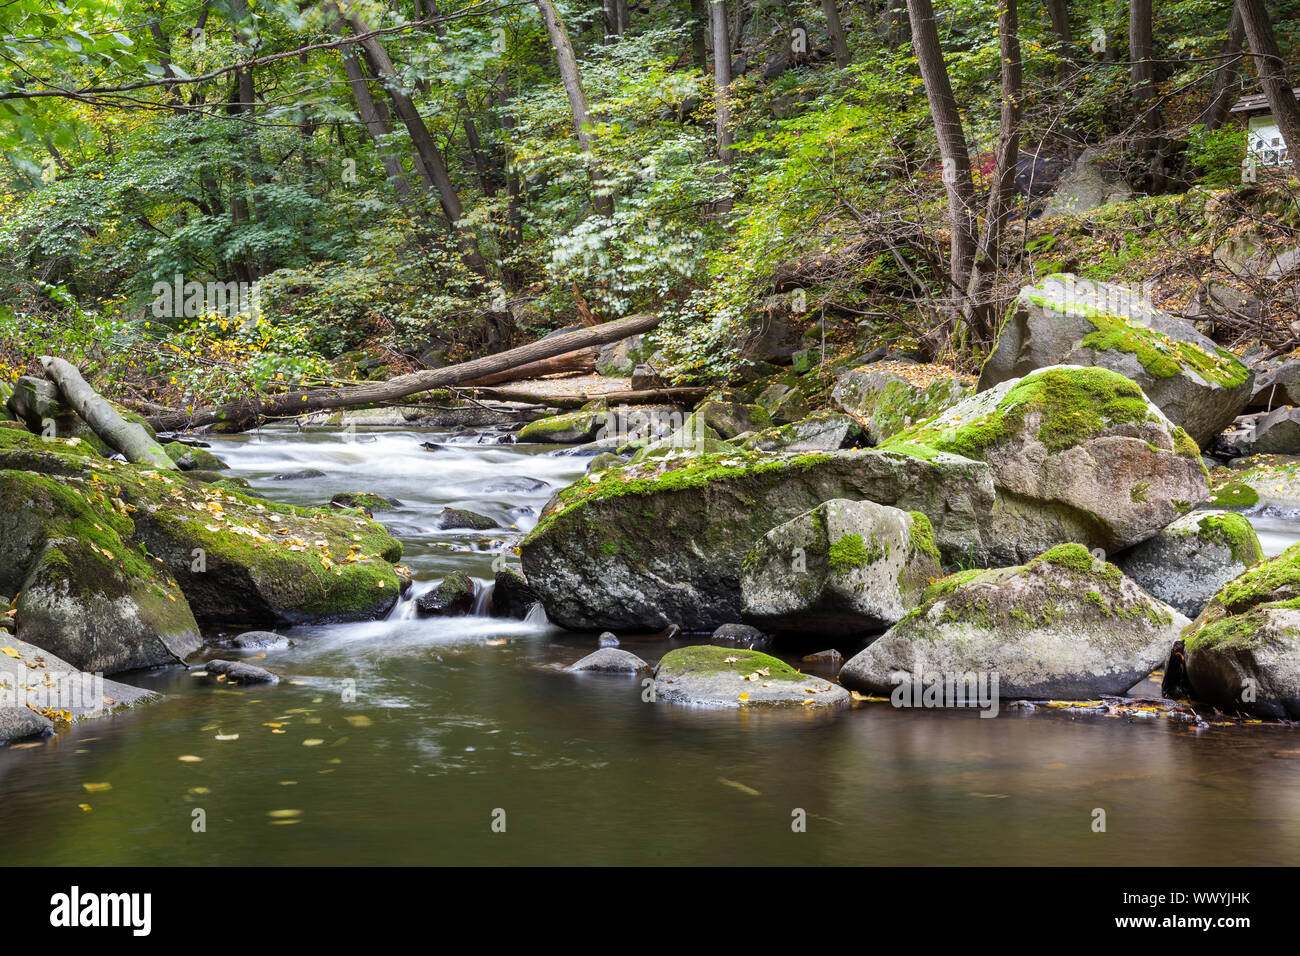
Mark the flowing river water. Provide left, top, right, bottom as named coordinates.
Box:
left=3, top=424, right=1300, bottom=865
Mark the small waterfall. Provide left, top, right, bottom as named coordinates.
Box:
left=472, top=580, right=493, bottom=616
left=523, top=602, right=549, bottom=625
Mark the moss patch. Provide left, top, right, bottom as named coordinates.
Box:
left=1196, top=512, right=1264, bottom=567
left=656, top=645, right=801, bottom=680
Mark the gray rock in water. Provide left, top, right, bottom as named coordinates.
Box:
left=709, top=623, right=771, bottom=650
left=802, top=649, right=845, bottom=665
left=839, top=544, right=1188, bottom=700
left=978, top=274, right=1253, bottom=446
left=489, top=567, right=536, bottom=619
left=230, top=630, right=288, bottom=649
left=653, top=645, right=848, bottom=709
left=201, top=659, right=280, bottom=684
left=416, top=571, right=478, bottom=616
left=272, top=468, right=326, bottom=480
left=741, top=499, right=942, bottom=636
left=568, top=648, right=649, bottom=673
left=483, top=477, right=551, bottom=494
left=598, top=631, right=620, bottom=647
left=1117, top=511, right=1264, bottom=618
left=436, top=507, right=498, bottom=531
left=1238, top=406, right=1300, bottom=455
left=0, top=636, right=160, bottom=743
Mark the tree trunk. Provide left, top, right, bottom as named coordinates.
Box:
left=1044, top=0, right=1072, bottom=80
left=965, top=0, right=1022, bottom=344
left=1238, top=0, right=1300, bottom=164
left=1203, top=5, right=1246, bottom=131
left=1129, top=0, right=1165, bottom=188
left=462, top=347, right=599, bottom=385
left=711, top=0, right=734, bottom=161
left=39, top=357, right=178, bottom=470
left=147, top=314, right=663, bottom=432
left=690, top=0, right=709, bottom=71
left=336, top=27, right=415, bottom=199
left=343, top=10, right=488, bottom=274
left=428, top=0, right=496, bottom=196
left=906, top=0, right=977, bottom=298
left=822, top=0, right=852, bottom=67
left=535, top=0, right=615, bottom=215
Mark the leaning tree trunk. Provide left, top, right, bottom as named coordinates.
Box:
left=906, top=0, right=977, bottom=300
left=335, top=22, right=416, bottom=199
left=147, top=314, right=663, bottom=432
left=536, top=0, right=615, bottom=215
left=39, top=358, right=178, bottom=470
left=1237, top=0, right=1300, bottom=165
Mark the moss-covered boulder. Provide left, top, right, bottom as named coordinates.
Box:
left=832, top=362, right=974, bottom=443
left=415, top=571, right=478, bottom=616
left=435, top=506, right=497, bottom=530
left=330, top=491, right=402, bottom=515
left=740, top=499, right=941, bottom=635
left=0, top=426, right=107, bottom=476
left=689, top=400, right=772, bottom=439
left=1116, top=510, right=1263, bottom=617
left=517, top=411, right=605, bottom=444
left=520, top=448, right=994, bottom=631
left=1207, top=455, right=1300, bottom=512
left=653, top=645, right=848, bottom=709
left=163, top=441, right=227, bottom=471
left=739, top=412, right=864, bottom=453
left=0, top=471, right=201, bottom=673
left=839, top=544, right=1188, bottom=699
left=882, top=365, right=1208, bottom=563
left=1177, top=543, right=1300, bottom=718
left=979, top=274, right=1253, bottom=446
left=489, top=566, right=537, bottom=618
left=12, top=442, right=408, bottom=627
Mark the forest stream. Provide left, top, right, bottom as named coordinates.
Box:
left=2, top=423, right=1299, bottom=866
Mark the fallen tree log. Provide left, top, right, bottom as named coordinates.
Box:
left=468, top=386, right=708, bottom=408
left=39, top=356, right=179, bottom=470
left=462, top=347, right=598, bottom=386
left=146, top=313, right=662, bottom=432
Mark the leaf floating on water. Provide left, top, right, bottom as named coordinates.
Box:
left=302, top=738, right=324, bottom=747
left=344, top=715, right=372, bottom=728
left=267, top=809, right=302, bottom=818
left=78, top=803, right=92, bottom=812
left=177, top=755, right=202, bottom=762
left=82, top=782, right=112, bottom=792
left=189, top=787, right=210, bottom=795
left=717, top=776, right=761, bottom=796
left=279, top=781, right=297, bottom=786
left=215, top=734, right=239, bottom=741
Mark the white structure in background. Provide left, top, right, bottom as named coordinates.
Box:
left=1231, top=88, right=1299, bottom=167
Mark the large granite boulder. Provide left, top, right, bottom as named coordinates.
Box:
left=881, top=365, right=1209, bottom=563
left=840, top=544, right=1188, bottom=700
left=740, top=499, right=941, bottom=635
left=978, top=274, right=1253, bottom=445
left=1179, top=543, right=1300, bottom=719
left=1116, top=510, right=1264, bottom=617
left=831, top=362, right=973, bottom=443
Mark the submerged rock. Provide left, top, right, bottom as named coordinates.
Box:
left=1179, top=543, right=1300, bottom=718
left=839, top=544, right=1188, bottom=700
left=598, top=631, right=619, bottom=647
left=1116, top=510, right=1263, bottom=617
left=416, top=571, right=478, bottom=616
left=436, top=507, right=498, bottom=531
left=271, top=468, right=326, bottom=480
left=653, top=645, right=847, bottom=709
left=331, top=492, right=402, bottom=515
left=710, top=623, right=771, bottom=650
left=740, top=499, right=941, bottom=635
left=229, top=630, right=287, bottom=649
left=201, top=659, right=280, bottom=684
left=489, top=567, right=536, bottom=618
left=568, top=648, right=649, bottom=673
left=978, top=274, right=1253, bottom=446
